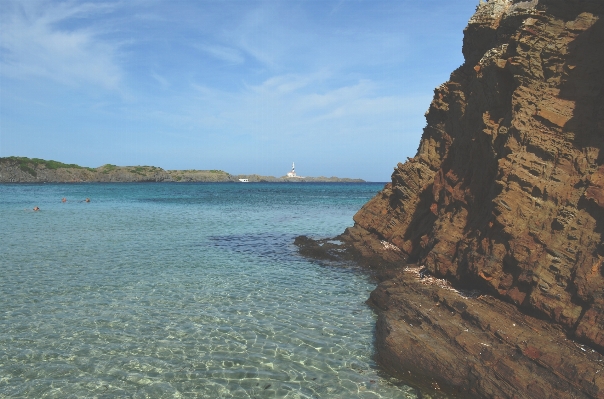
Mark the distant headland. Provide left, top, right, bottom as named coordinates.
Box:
left=0, top=157, right=365, bottom=183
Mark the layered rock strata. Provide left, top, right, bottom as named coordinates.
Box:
left=334, top=0, right=604, bottom=397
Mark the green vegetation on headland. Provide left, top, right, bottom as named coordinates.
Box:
left=0, top=157, right=365, bottom=183
left=4, top=156, right=95, bottom=177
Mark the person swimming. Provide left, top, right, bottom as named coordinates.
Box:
left=85, top=198, right=90, bottom=203
left=33, top=206, right=40, bottom=211
left=62, top=197, right=67, bottom=203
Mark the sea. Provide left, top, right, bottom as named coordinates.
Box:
left=0, top=182, right=420, bottom=399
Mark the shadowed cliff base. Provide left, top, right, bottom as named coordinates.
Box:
left=299, top=0, right=604, bottom=397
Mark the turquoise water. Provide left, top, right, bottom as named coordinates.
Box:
left=0, top=183, right=417, bottom=398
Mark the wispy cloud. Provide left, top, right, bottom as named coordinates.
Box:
left=186, top=72, right=428, bottom=144
left=247, top=71, right=330, bottom=95
left=1, top=0, right=478, bottom=180
left=0, top=0, right=122, bottom=90
left=150, top=71, right=170, bottom=89
left=193, top=44, right=245, bottom=65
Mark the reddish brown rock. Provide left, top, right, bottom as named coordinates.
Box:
left=366, top=270, right=604, bottom=398
left=337, top=0, right=604, bottom=397
left=586, top=165, right=604, bottom=208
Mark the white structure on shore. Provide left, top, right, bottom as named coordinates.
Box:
left=286, top=162, right=303, bottom=178
left=287, top=162, right=296, bottom=177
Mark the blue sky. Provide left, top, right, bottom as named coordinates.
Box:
left=1, top=0, right=479, bottom=181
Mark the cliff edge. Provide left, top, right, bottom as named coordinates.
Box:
left=336, top=0, right=604, bottom=397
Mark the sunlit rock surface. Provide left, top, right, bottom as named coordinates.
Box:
left=334, top=0, right=604, bottom=397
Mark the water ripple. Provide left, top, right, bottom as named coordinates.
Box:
left=0, top=183, right=419, bottom=398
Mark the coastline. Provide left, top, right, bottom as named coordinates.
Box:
left=296, top=233, right=604, bottom=398
left=297, top=0, right=604, bottom=397
left=0, top=157, right=365, bottom=183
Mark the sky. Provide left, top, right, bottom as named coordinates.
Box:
left=0, top=0, right=480, bottom=182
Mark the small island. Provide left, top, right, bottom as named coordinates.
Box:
left=0, top=157, right=365, bottom=183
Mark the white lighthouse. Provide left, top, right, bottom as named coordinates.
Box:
left=287, top=162, right=297, bottom=177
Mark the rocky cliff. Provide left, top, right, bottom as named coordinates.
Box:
left=334, top=0, right=604, bottom=397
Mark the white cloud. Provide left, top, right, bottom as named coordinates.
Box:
left=0, top=0, right=122, bottom=90
left=247, top=71, right=330, bottom=95
left=194, top=44, right=245, bottom=65
left=293, top=80, right=374, bottom=111
left=150, top=72, right=170, bottom=89
left=183, top=72, right=428, bottom=146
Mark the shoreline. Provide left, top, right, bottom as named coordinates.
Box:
left=0, top=180, right=374, bottom=184
left=0, top=157, right=366, bottom=183
left=293, top=0, right=604, bottom=397
left=295, top=233, right=604, bottom=398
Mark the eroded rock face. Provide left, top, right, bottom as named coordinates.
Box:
left=339, top=0, right=604, bottom=396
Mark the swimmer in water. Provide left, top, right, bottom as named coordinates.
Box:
left=33, top=206, right=40, bottom=211
left=85, top=198, right=90, bottom=203
left=62, top=197, right=67, bottom=203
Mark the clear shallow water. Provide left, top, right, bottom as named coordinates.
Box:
left=0, top=183, right=418, bottom=398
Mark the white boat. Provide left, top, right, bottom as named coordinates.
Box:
left=239, top=178, right=249, bottom=182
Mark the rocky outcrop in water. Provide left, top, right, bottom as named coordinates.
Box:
left=306, top=0, right=604, bottom=397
